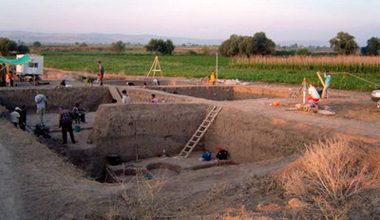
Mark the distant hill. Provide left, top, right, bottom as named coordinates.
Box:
left=0, top=31, right=223, bottom=45
left=0, top=31, right=338, bottom=47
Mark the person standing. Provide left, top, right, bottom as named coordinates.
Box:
left=153, top=78, right=158, bottom=86
left=10, top=107, right=21, bottom=128
left=34, top=92, right=47, bottom=126
left=19, top=105, right=27, bottom=131
left=209, top=71, right=216, bottom=85
left=98, top=60, right=105, bottom=86
left=72, top=103, right=86, bottom=123
left=121, top=90, right=132, bottom=104
left=0, top=63, right=7, bottom=87
left=6, top=71, right=14, bottom=87
left=59, top=106, right=76, bottom=144
left=322, top=70, right=332, bottom=98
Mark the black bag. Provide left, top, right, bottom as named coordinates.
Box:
left=216, top=150, right=228, bottom=160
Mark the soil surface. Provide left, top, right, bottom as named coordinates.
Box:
left=0, top=68, right=379, bottom=219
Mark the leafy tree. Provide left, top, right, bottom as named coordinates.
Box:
left=0, top=38, right=18, bottom=55
left=79, top=42, right=88, bottom=48
left=165, top=40, right=175, bottom=55
left=296, top=48, right=311, bottom=56
left=361, top=46, right=368, bottom=55
left=251, top=32, right=276, bottom=55
left=364, top=37, right=380, bottom=55
left=17, top=44, right=30, bottom=54
left=239, top=36, right=253, bottom=57
left=32, top=41, right=42, bottom=48
left=220, top=35, right=243, bottom=56
left=219, top=33, right=275, bottom=57
left=145, top=39, right=175, bottom=55
left=219, top=38, right=231, bottom=56
left=227, top=35, right=242, bottom=56
left=329, top=32, right=358, bottom=55
left=111, top=40, right=126, bottom=54
left=146, top=39, right=158, bottom=52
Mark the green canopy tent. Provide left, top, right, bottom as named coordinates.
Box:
left=0, top=55, right=32, bottom=86
left=0, top=54, right=31, bottom=65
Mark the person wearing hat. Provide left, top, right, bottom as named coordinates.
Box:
left=34, top=91, right=47, bottom=126
left=10, top=107, right=21, bottom=128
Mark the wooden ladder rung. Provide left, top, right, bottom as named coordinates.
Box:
left=178, top=106, right=223, bottom=158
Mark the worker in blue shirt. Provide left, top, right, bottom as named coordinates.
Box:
left=323, top=70, right=332, bottom=98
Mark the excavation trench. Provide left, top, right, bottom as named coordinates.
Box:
left=149, top=85, right=290, bottom=100
left=2, top=85, right=372, bottom=184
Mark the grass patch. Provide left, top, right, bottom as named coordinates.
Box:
left=41, top=51, right=380, bottom=91
left=279, top=138, right=380, bottom=219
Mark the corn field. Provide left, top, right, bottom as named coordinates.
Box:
left=232, top=56, right=380, bottom=74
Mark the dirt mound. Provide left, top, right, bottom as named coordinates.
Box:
left=0, top=119, right=126, bottom=219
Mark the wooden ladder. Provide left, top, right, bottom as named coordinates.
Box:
left=108, top=86, right=122, bottom=103
left=179, top=106, right=222, bottom=158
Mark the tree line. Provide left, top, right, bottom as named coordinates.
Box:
left=110, top=38, right=176, bottom=55
left=1, top=32, right=379, bottom=56
left=0, top=38, right=30, bottom=56
left=219, top=32, right=380, bottom=57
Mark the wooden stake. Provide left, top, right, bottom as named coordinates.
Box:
left=316, top=71, right=326, bottom=88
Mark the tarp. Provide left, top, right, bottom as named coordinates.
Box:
left=0, top=54, right=31, bottom=65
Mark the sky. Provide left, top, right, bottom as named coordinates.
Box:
left=1, top=0, right=380, bottom=45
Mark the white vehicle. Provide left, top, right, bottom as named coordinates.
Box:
left=371, top=90, right=380, bottom=108
left=16, top=54, right=44, bottom=78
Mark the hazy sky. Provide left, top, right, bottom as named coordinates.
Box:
left=1, top=0, right=379, bottom=44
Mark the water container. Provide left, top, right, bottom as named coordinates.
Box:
left=202, top=151, right=212, bottom=161
left=74, top=124, right=81, bottom=132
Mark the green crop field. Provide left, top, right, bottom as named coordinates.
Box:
left=42, top=51, right=380, bottom=91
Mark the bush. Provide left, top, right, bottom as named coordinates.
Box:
left=110, top=40, right=126, bottom=54
left=145, top=39, right=175, bottom=55
left=279, top=138, right=380, bottom=219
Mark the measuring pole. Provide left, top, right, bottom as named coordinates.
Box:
left=302, top=77, right=307, bottom=104
left=215, top=52, right=219, bottom=80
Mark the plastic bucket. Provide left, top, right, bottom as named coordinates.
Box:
left=74, top=124, right=81, bottom=132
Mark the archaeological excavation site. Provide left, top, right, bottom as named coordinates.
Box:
left=1, top=68, right=380, bottom=219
